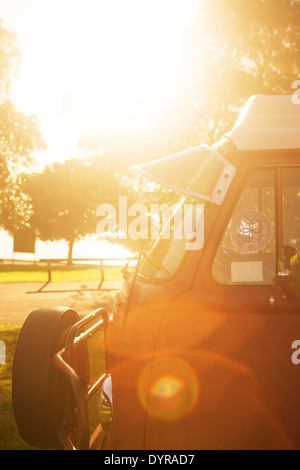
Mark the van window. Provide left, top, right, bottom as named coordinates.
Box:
left=138, top=197, right=205, bottom=280
left=212, top=170, right=276, bottom=285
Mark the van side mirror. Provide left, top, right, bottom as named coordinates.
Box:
left=269, top=245, right=300, bottom=306
left=278, top=245, right=300, bottom=273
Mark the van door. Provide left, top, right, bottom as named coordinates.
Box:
left=207, top=164, right=300, bottom=448
left=144, top=162, right=300, bottom=450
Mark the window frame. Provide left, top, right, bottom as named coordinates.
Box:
left=211, top=166, right=277, bottom=286
left=211, top=160, right=300, bottom=288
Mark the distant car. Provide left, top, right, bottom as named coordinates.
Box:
left=12, top=95, right=300, bottom=450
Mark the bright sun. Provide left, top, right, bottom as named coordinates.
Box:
left=5, top=0, right=200, bottom=164
left=52, top=0, right=192, bottom=130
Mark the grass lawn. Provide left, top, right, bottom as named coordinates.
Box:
left=0, top=324, right=105, bottom=450
left=0, top=325, right=36, bottom=449
left=0, top=263, right=123, bottom=283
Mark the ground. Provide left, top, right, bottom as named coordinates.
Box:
left=0, top=279, right=122, bottom=450
left=0, top=280, right=122, bottom=325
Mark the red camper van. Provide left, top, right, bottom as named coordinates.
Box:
left=12, top=95, right=300, bottom=450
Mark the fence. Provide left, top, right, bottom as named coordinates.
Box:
left=38, top=258, right=132, bottom=292
left=0, top=257, right=133, bottom=293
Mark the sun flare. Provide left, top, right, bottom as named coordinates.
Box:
left=4, top=0, right=200, bottom=164
left=52, top=0, right=192, bottom=130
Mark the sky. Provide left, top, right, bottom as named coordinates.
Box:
left=0, top=0, right=201, bottom=259
left=0, top=0, right=201, bottom=167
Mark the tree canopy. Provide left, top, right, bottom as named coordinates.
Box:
left=3, top=1, right=300, bottom=255
left=179, top=0, right=300, bottom=142
left=24, top=158, right=125, bottom=263
left=0, top=21, right=46, bottom=234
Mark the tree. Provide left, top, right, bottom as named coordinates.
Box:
left=0, top=20, right=20, bottom=97
left=20, top=1, right=300, bottom=259
left=173, top=0, right=300, bottom=143
left=0, top=21, right=46, bottom=233
left=24, top=158, right=124, bottom=264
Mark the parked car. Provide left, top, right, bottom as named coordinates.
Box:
left=12, top=95, right=300, bottom=450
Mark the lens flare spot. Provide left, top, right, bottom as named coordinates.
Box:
left=138, top=357, right=199, bottom=421
left=151, top=375, right=184, bottom=399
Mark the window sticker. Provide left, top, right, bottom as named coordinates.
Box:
left=230, top=210, right=273, bottom=253
left=231, top=261, right=264, bottom=283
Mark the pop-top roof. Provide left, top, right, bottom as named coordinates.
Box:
left=226, top=95, right=300, bottom=150
left=132, top=95, right=300, bottom=202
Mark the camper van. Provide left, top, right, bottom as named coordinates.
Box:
left=12, top=95, right=300, bottom=450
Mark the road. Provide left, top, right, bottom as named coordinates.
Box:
left=0, top=280, right=122, bottom=325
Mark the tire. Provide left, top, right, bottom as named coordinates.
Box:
left=12, top=307, right=81, bottom=449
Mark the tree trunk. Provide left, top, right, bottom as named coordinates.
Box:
left=67, top=237, right=75, bottom=265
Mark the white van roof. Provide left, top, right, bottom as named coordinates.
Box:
left=226, top=95, right=300, bottom=150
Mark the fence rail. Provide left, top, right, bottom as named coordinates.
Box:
left=39, top=258, right=131, bottom=289
left=0, top=257, right=133, bottom=293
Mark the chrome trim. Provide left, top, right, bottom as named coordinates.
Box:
left=98, top=375, right=113, bottom=432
